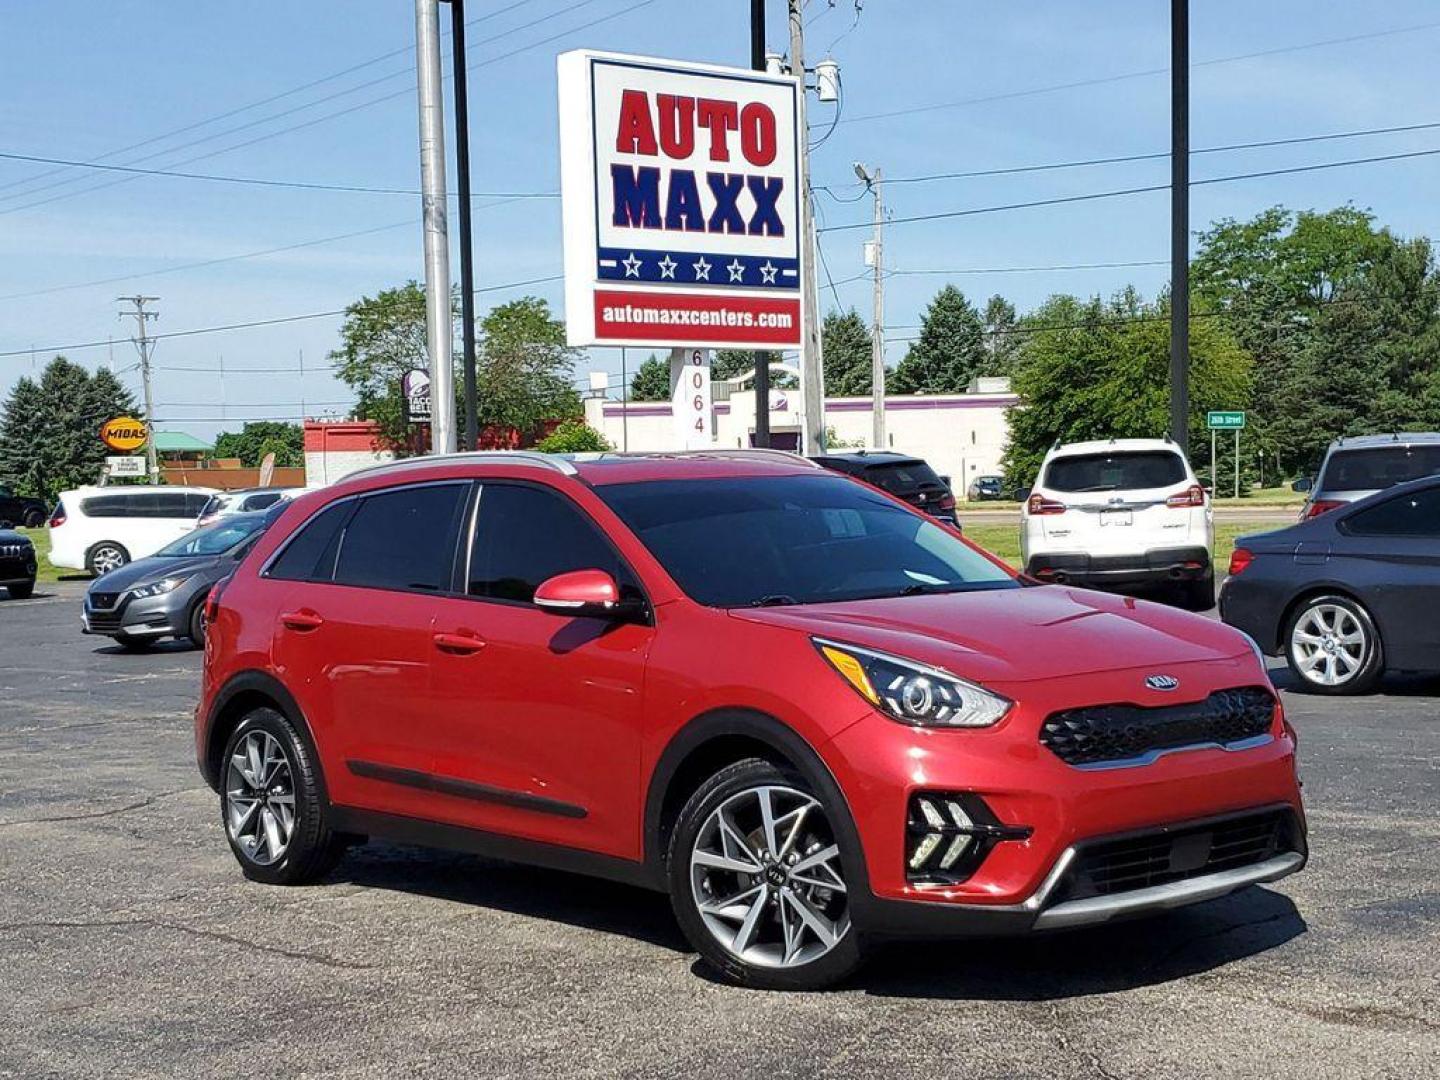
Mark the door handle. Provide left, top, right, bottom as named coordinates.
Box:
left=433, top=631, right=486, bottom=655
left=280, top=610, right=324, bottom=632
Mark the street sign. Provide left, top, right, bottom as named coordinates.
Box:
left=99, top=416, right=148, bottom=452
left=558, top=50, right=803, bottom=349
left=1208, top=410, right=1245, bottom=430
left=105, top=455, right=146, bottom=477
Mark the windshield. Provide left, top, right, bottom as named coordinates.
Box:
left=1320, top=445, right=1440, bottom=491
left=156, top=514, right=266, bottom=557
left=595, top=475, right=1016, bottom=607
left=1044, top=451, right=1187, bottom=493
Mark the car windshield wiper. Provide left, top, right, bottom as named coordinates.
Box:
left=899, top=582, right=961, bottom=596
left=748, top=594, right=800, bottom=607
left=1070, top=484, right=1119, bottom=493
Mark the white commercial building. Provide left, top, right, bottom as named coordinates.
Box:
left=584, top=366, right=1017, bottom=496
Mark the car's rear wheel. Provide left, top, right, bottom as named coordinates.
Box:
left=86, top=541, right=129, bottom=577
left=221, top=707, right=344, bottom=885
left=1285, top=594, right=1383, bottom=695
left=668, top=758, right=862, bottom=990
left=1176, top=572, right=1215, bottom=611
left=186, top=599, right=206, bottom=648
left=22, top=508, right=44, bottom=528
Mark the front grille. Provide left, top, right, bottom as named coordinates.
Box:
left=88, top=592, right=121, bottom=610
left=1040, top=686, right=1274, bottom=767
left=1054, top=808, right=1296, bottom=903
left=87, top=611, right=125, bottom=633
left=0, top=542, right=32, bottom=560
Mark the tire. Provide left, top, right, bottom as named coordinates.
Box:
left=22, top=508, right=44, bottom=528
left=220, top=707, right=344, bottom=885
left=186, top=599, right=206, bottom=648
left=1176, top=572, right=1215, bottom=612
left=667, top=757, right=864, bottom=990
left=112, top=632, right=152, bottom=651
left=6, top=582, right=33, bottom=600
left=86, top=541, right=130, bottom=577
left=1284, top=593, right=1383, bottom=695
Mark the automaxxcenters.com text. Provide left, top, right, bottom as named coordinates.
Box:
left=592, top=289, right=801, bottom=344
left=601, top=303, right=792, bottom=329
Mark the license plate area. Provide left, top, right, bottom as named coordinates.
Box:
left=1100, top=509, right=1133, bottom=527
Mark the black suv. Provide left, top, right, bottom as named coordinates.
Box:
left=0, top=486, right=47, bottom=529
left=810, top=451, right=958, bottom=525
left=0, top=529, right=37, bottom=599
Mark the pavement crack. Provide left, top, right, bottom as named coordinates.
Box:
left=0, top=917, right=375, bottom=971
left=0, top=786, right=204, bottom=827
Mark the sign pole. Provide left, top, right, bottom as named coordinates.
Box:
left=1234, top=427, right=1241, bottom=499
left=1211, top=427, right=1216, bottom=493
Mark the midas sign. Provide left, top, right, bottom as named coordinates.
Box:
left=99, top=416, right=148, bottom=452
left=558, top=50, right=802, bottom=349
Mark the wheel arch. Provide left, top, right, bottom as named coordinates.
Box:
left=202, top=670, right=327, bottom=800
left=642, top=708, right=868, bottom=893
left=85, top=539, right=130, bottom=569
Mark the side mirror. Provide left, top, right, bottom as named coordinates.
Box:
left=534, top=569, right=632, bottom=619
left=1291, top=476, right=1313, bottom=493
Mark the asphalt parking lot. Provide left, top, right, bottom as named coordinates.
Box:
left=1, top=582, right=1436, bottom=1079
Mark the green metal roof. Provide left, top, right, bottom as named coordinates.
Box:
left=152, top=430, right=214, bottom=453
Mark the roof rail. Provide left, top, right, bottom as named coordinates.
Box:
left=669, top=448, right=822, bottom=469
left=342, top=450, right=578, bottom=483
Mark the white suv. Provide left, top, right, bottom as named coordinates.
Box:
left=1020, top=438, right=1214, bottom=609
left=48, top=486, right=216, bottom=576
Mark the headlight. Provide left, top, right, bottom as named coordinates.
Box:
left=814, top=638, right=1012, bottom=728
left=127, top=576, right=190, bottom=600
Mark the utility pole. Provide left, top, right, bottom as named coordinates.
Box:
left=750, top=0, right=771, bottom=449
left=414, top=0, right=456, bottom=454
left=117, top=295, right=160, bottom=483
left=1169, top=0, right=1190, bottom=455
left=446, top=0, right=479, bottom=451
left=788, top=0, right=826, bottom=454
left=856, top=163, right=885, bottom=449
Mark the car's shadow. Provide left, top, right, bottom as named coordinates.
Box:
left=91, top=639, right=196, bottom=656
left=330, top=843, right=1304, bottom=995
left=1268, top=662, right=1440, bottom=697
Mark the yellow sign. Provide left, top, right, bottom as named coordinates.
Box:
left=99, top=416, right=148, bottom=453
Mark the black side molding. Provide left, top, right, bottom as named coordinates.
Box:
left=346, top=760, right=587, bottom=820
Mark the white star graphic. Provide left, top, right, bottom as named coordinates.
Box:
left=759, top=260, right=779, bottom=284
left=726, top=258, right=746, bottom=283
left=692, top=256, right=712, bottom=281
left=657, top=254, right=678, bottom=279
left=621, top=252, right=642, bottom=278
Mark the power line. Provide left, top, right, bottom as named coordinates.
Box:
left=818, top=146, right=1440, bottom=234
left=0, top=274, right=565, bottom=360
left=889, top=259, right=1170, bottom=276
left=840, top=20, right=1440, bottom=126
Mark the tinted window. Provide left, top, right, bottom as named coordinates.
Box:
left=333, top=483, right=468, bottom=592
left=1344, top=487, right=1440, bottom=537
left=596, top=474, right=1014, bottom=608
left=1320, top=445, right=1440, bottom=491
left=1044, top=451, right=1187, bottom=493
left=862, top=461, right=945, bottom=495
left=199, top=494, right=229, bottom=518
left=244, top=492, right=283, bottom=511
left=182, top=493, right=210, bottom=516
left=469, top=484, right=632, bottom=604
left=80, top=494, right=133, bottom=518
left=267, top=501, right=354, bottom=582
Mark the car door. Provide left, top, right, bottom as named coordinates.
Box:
left=0, top=486, right=18, bottom=526
left=1332, top=485, right=1440, bottom=668
left=425, top=480, right=654, bottom=859
left=267, top=480, right=471, bottom=817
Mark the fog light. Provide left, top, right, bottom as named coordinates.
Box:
left=905, top=792, right=1032, bottom=884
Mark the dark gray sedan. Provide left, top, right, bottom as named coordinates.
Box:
left=1220, top=473, right=1440, bottom=694
left=82, top=511, right=272, bottom=650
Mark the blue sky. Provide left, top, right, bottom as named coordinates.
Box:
left=2, top=0, right=1438, bottom=437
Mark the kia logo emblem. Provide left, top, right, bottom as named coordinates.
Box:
left=1145, top=674, right=1180, bottom=691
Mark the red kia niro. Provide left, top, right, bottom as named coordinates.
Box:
left=196, top=450, right=1305, bottom=989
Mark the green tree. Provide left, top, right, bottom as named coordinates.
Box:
left=1002, top=291, right=1252, bottom=490
left=213, top=422, right=303, bottom=468
left=330, top=281, right=432, bottom=452
left=0, top=357, right=137, bottom=502
left=822, top=309, right=873, bottom=397
left=889, top=285, right=986, bottom=393
left=629, top=353, right=670, bottom=401
left=982, top=294, right=1024, bottom=375
left=475, top=297, right=582, bottom=436
left=535, top=419, right=612, bottom=453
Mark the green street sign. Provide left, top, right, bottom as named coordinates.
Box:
left=1208, top=410, right=1246, bottom=430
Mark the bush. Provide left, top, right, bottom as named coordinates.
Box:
left=535, top=420, right=612, bottom=454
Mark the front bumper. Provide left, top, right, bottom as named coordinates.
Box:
left=82, top=592, right=187, bottom=639
left=0, top=553, right=36, bottom=585
left=1026, top=545, right=1211, bottom=587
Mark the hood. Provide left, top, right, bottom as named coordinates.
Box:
left=87, top=554, right=223, bottom=594
left=0, top=529, right=29, bottom=544
left=730, top=584, right=1251, bottom=685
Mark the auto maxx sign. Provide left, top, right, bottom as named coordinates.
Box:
left=558, top=50, right=803, bottom=349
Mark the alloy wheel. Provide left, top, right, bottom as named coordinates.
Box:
left=91, top=545, right=125, bottom=576
left=225, top=730, right=297, bottom=866
left=689, top=784, right=849, bottom=969
left=1290, top=602, right=1366, bottom=687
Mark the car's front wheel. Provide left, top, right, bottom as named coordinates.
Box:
left=1285, top=594, right=1383, bottom=694
left=221, top=707, right=344, bottom=884
left=668, top=758, right=862, bottom=990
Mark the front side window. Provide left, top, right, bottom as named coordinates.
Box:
left=332, top=483, right=469, bottom=593
left=1343, top=487, right=1440, bottom=537
left=1043, top=451, right=1187, bottom=493
left=80, top=494, right=133, bottom=518
left=468, top=483, right=633, bottom=604
left=596, top=474, right=1015, bottom=608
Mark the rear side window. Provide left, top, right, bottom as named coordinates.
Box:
left=863, top=461, right=944, bottom=494
left=1320, top=445, right=1440, bottom=491
left=1343, top=487, right=1440, bottom=537
left=267, top=501, right=353, bottom=582
left=468, top=483, right=631, bottom=604
left=1044, top=451, right=1187, bottom=493
left=333, top=483, right=469, bottom=593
